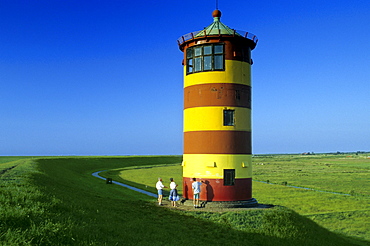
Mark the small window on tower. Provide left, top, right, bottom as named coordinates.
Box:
left=223, top=109, right=235, bottom=126
left=224, top=169, right=235, bottom=186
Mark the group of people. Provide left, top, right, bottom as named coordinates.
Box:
left=155, top=177, right=204, bottom=208
left=155, top=177, right=179, bottom=207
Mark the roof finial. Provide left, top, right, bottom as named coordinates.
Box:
left=216, top=0, right=219, bottom=10
left=212, top=9, right=221, bottom=18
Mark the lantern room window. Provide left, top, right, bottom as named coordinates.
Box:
left=186, top=44, right=224, bottom=74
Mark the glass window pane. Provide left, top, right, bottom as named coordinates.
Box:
left=204, top=56, right=212, bottom=70
left=194, top=57, right=202, bottom=72
left=186, top=48, right=193, bottom=58
left=204, top=46, right=212, bottom=55
left=187, top=59, right=193, bottom=66
left=194, top=47, right=202, bottom=56
left=214, top=55, right=224, bottom=70
left=214, top=44, right=223, bottom=54
left=187, top=59, right=193, bottom=73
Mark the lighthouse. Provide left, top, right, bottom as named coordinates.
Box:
left=178, top=10, right=258, bottom=207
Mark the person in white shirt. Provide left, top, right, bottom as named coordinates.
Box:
left=169, top=178, right=178, bottom=207
left=156, top=178, right=166, bottom=205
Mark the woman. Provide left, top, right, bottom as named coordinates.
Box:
left=169, top=178, right=178, bottom=207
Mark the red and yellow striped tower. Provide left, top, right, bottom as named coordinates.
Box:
left=177, top=10, right=258, bottom=207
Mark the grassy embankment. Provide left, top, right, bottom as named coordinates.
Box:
left=114, top=154, right=370, bottom=244
left=0, top=155, right=368, bottom=245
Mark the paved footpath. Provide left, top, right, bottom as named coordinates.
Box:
left=92, top=170, right=157, bottom=198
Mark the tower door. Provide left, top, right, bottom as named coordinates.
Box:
left=224, top=169, right=235, bottom=186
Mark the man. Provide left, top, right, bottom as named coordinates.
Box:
left=192, top=178, right=204, bottom=208
left=156, top=178, right=166, bottom=205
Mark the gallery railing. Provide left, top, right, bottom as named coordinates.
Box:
left=177, top=30, right=258, bottom=46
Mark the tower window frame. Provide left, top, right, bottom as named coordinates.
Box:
left=224, top=169, right=235, bottom=186
left=223, top=109, right=235, bottom=126
left=186, top=43, right=225, bottom=74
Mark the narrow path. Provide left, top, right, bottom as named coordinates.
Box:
left=92, top=170, right=157, bottom=198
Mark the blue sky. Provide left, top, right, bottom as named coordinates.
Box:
left=0, top=0, right=369, bottom=155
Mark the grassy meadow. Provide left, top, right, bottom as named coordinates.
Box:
left=114, top=153, right=370, bottom=244
left=0, top=154, right=369, bottom=245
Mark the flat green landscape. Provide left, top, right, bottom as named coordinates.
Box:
left=0, top=154, right=369, bottom=245
left=113, top=153, right=370, bottom=243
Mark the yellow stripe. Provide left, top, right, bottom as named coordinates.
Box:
left=184, top=107, right=251, bottom=132
left=184, top=60, right=251, bottom=88
left=182, top=154, right=252, bottom=179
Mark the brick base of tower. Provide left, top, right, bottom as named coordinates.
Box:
left=183, top=177, right=254, bottom=201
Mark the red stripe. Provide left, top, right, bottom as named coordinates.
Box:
left=184, top=83, right=251, bottom=109
left=183, top=177, right=252, bottom=201
left=184, top=131, right=251, bottom=154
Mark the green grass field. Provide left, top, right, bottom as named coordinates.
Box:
left=115, top=154, right=370, bottom=244
left=0, top=155, right=369, bottom=245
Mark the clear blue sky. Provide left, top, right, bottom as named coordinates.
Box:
left=1, top=0, right=369, bottom=156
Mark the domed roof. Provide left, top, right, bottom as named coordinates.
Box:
left=177, top=10, right=258, bottom=50
left=195, top=10, right=242, bottom=37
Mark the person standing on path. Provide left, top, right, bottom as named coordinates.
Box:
left=156, top=178, right=166, bottom=206
left=192, top=178, right=204, bottom=208
left=169, top=178, right=178, bottom=207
